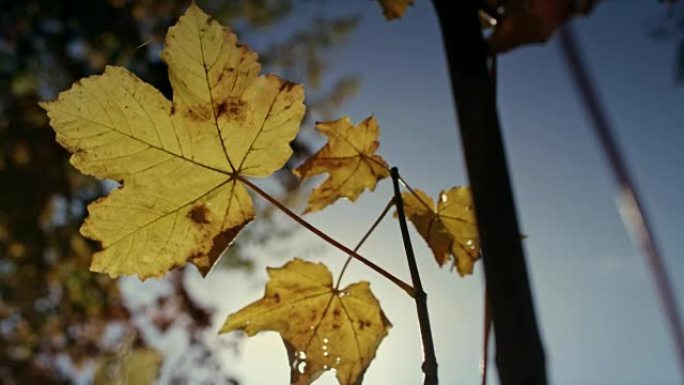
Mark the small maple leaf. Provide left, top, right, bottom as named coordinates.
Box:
left=221, top=258, right=391, bottom=385
left=294, top=116, right=390, bottom=214
left=402, top=187, right=480, bottom=276
left=377, top=0, right=414, bottom=20
left=40, top=3, right=305, bottom=279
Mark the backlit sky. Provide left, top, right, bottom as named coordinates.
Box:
left=126, top=1, right=684, bottom=384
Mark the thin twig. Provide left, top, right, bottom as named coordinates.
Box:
left=481, top=283, right=492, bottom=385
left=237, top=175, right=415, bottom=297
left=391, top=167, right=438, bottom=385
left=335, top=198, right=396, bottom=290
left=480, top=52, right=496, bottom=385
left=559, top=26, right=684, bottom=376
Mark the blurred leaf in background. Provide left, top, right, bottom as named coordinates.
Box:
left=647, top=1, right=684, bottom=84
left=94, top=333, right=162, bottom=385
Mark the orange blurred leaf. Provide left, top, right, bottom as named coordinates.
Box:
left=378, top=0, right=414, bottom=20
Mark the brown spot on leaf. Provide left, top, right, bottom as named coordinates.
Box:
left=217, top=97, right=247, bottom=121
left=183, top=105, right=211, bottom=122
left=281, top=81, right=297, bottom=92
left=273, top=292, right=281, bottom=303
left=187, top=252, right=205, bottom=268
left=215, top=101, right=228, bottom=117
left=357, top=319, right=372, bottom=331
left=215, top=71, right=225, bottom=85
left=333, top=323, right=341, bottom=330
left=187, top=204, right=211, bottom=225
left=333, top=309, right=341, bottom=317
left=192, top=219, right=253, bottom=277
left=170, top=104, right=176, bottom=115
left=188, top=252, right=203, bottom=260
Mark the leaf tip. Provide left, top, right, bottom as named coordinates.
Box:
left=378, top=0, right=414, bottom=20
left=37, top=100, right=51, bottom=110
left=185, top=0, right=205, bottom=15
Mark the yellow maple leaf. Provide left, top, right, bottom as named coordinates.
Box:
left=40, top=3, right=305, bottom=279
left=221, top=258, right=391, bottom=385
left=294, top=116, right=389, bottom=214
left=402, top=187, right=480, bottom=276
left=378, top=0, right=414, bottom=20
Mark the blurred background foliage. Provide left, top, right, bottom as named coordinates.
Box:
left=0, top=0, right=359, bottom=383
left=649, top=0, right=684, bottom=84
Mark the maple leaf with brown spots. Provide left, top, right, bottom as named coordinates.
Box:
left=222, top=258, right=391, bottom=385
left=40, top=3, right=305, bottom=279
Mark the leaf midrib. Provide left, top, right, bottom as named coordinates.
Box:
left=58, top=109, right=232, bottom=177
left=196, top=20, right=237, bottom=173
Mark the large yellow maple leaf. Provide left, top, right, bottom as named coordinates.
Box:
left=402, top=187, right=480, bottom=276
left=221, top=258, right=390, bottom=385
left=294, top=116, right=389, bottom=214
left=40, top=3, right=305, bottom=279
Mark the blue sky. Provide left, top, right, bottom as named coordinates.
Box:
left=287, top=1, right=682, bottom=384
left=126, top=1, right=684, bottom=384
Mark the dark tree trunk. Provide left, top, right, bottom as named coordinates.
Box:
left=431, top=1, right=548, bottom=384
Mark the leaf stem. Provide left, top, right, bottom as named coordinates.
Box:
left=237, top=175, right=415, bottom=297
left=390, top=167, right=438, bottom=385
left=367, top=149, right=433, bottom=213
left=334, top=197, right=396, bottom=290
left=397, top=174, right=434, bottom=212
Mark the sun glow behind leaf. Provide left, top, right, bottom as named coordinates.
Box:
left=221, top=258, right=391, bottom=385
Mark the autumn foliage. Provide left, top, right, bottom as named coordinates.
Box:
left=41, top=3, right=479, bottom=384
